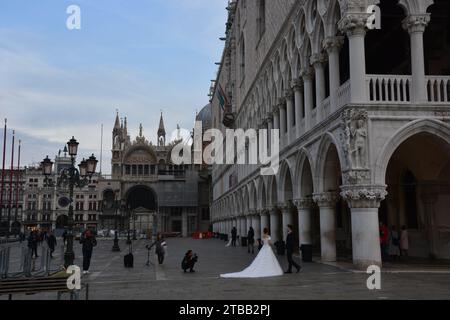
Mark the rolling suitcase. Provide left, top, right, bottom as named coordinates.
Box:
left=124, top=242, right=134, bottom=268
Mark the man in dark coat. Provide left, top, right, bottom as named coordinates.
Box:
left=285, top=225, right=301, bottom=273
left=46, top=231, right=57, bottom=258
left=80, top=230, right=97, bottom=274
left=231, top=227, right=237, bottom=247
left=27, top=231, right=39, bottom=258
left=247, top=227, right=255, bottom=254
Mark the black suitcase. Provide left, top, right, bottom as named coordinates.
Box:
left=124, top=242, right=134, bottom=268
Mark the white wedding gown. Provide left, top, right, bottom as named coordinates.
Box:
left=220, top=236, right=283, bottom=278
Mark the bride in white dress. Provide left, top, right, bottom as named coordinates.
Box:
left=220, top=228, right=283, bottom=278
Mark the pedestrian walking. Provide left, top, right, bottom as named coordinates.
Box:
left=27, top=231, right=38, bottom=258
left=80, top=230, right=97, bottom=274
left=388, top=225, right=400, bottom=261
left=247, top=227, right=255, bottom=254
left=231, top=227, right=237, bottom=247
left=46, top=231, right=57, bottom=258
left=379, top=222, right=389, bottom=262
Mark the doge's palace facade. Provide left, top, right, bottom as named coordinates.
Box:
left=210, top=0, right=450, bottom=268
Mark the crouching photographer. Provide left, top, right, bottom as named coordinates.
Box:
left=181, top=250, right=198, bottom=273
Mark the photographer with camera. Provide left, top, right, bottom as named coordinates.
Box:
left=181, top=250, right=198, bottom=273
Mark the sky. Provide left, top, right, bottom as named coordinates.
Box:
left=0, top=0, right=227, bottom=173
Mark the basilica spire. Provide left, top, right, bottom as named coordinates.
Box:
left=158, top=112, right=166, bottom=146
left=114, top=110, right=120, bottom=130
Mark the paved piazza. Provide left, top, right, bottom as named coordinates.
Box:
left=2, top=237, right=450, bottom=300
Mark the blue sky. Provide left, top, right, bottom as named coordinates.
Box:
left=0, top=0, right=226, bottom=172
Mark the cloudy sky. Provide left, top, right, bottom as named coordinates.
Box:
left=0, top=0, right=227, bottom=173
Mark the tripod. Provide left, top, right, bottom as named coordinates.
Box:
left=145, top=247, right=154, bottom=267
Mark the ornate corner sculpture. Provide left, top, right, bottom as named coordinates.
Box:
left=341, top=108, right=369, bottom=170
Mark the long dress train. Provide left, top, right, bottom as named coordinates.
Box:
left=220, top=236, right=283, bottom=278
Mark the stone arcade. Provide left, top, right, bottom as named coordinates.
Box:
left=210, top=0, right=450, bottom=269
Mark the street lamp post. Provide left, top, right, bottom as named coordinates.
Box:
left=41, top=137, right=98, bottom=268
left=125, top=202, right=132, bottom=245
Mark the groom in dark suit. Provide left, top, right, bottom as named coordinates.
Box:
left=285, top=225, right=301, bottom=274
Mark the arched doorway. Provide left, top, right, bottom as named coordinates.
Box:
left=125, top=186, right=158, bottom=237
left=383, top=132, right=450, bottom=260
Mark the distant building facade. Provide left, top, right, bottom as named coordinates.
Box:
left=2, top=109, right=212, bottom=237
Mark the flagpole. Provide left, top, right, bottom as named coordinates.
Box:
left=15, top=139, right=21, bottom=234
left=7, top=130, right=15, bottom=238
left=0, top=119, right=7, bottom=228
left=100, top=124, right=103, bottom=176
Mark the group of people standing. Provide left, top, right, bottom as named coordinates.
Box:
left=379, top=222, right=409, bottom=262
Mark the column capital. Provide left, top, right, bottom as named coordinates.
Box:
left=402, top=14, right=431, bottom=33
left=277, top=97, right=286, bottom=108
left=291, top=78, right=303, bottom=91
left=300, top=68, right=314, bottom=80
left=338, top=13, right=369, bottom=37
left=266, top=112, right=273, bottom=121
left=310, top=53, right=327, bottom=67
left=323, top=36, right=344, bottom=53
left=293, top=197, right=314, bottom=210
left=340, top=185, right=387, bottom=209
left=259, top=208, right=270, bottom=216
left=313, top=192, right=339, bottom=208
left=284, top=89, right=294, bottom=100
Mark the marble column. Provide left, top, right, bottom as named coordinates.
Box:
left=260, top=210, right=270, bottom=239
left=310, top=53, right=327, bottom=122
left=323, top=36, right=344, bottom=112
left=246, top=214, right=252, bottom=235
left=313, top=192, right=339, bottom=262
left=285, top=89, right=294, bottom=144
left=253, top=212, right=261, bottom=241
left=291, top=78, right=304, bottom=138
left=269, top=207, right=281, bottom=243
left=339, top=14, right=368, bottom=104
left=294, top=196, right=314, bottom=248
left=341, top=185, right=387, bottom=269
left=403, top=14, right=430, bottom=103
left=301, top=68, right=314, bottom=132
left=278, top=100, right=286, bottom=146
left=280, top=203, right=293, bottom=241
left=273, top=107, right=280, bottom=131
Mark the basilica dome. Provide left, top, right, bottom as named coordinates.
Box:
left=196, top=103, right=212, bottom=130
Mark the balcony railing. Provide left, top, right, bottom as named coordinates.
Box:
left=337, top=80, right=351, bottom=108
left=426, top=76, right=450, bottom=103
left=366, top=75, right=412, bottom=103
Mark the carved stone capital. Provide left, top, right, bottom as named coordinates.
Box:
left=291, top=78, right=303, bottom=91
left=310, top=53, right=327, bottom=67
left=277, top=97, right=286, bottom=108
left=340, top=185, right=387, bottom=208
left=338, top=13, right=370, bottom=37
left=284, top=89, right=294, bottom=100
left=323, top=36, right=344, bottom=53
left=402, top=14, right=431, bottom=33
left=342, top=169, right=371, bottom=185
left=293, top=197, right=314, bottom=210
left=313, top=192, right=340, bottom=208
left=300, top=68, right=314, bottom=81
left=266, top=112, right=273, bottom=121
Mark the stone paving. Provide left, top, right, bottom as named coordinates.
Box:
left=1, top=237, right=450, bottom=300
